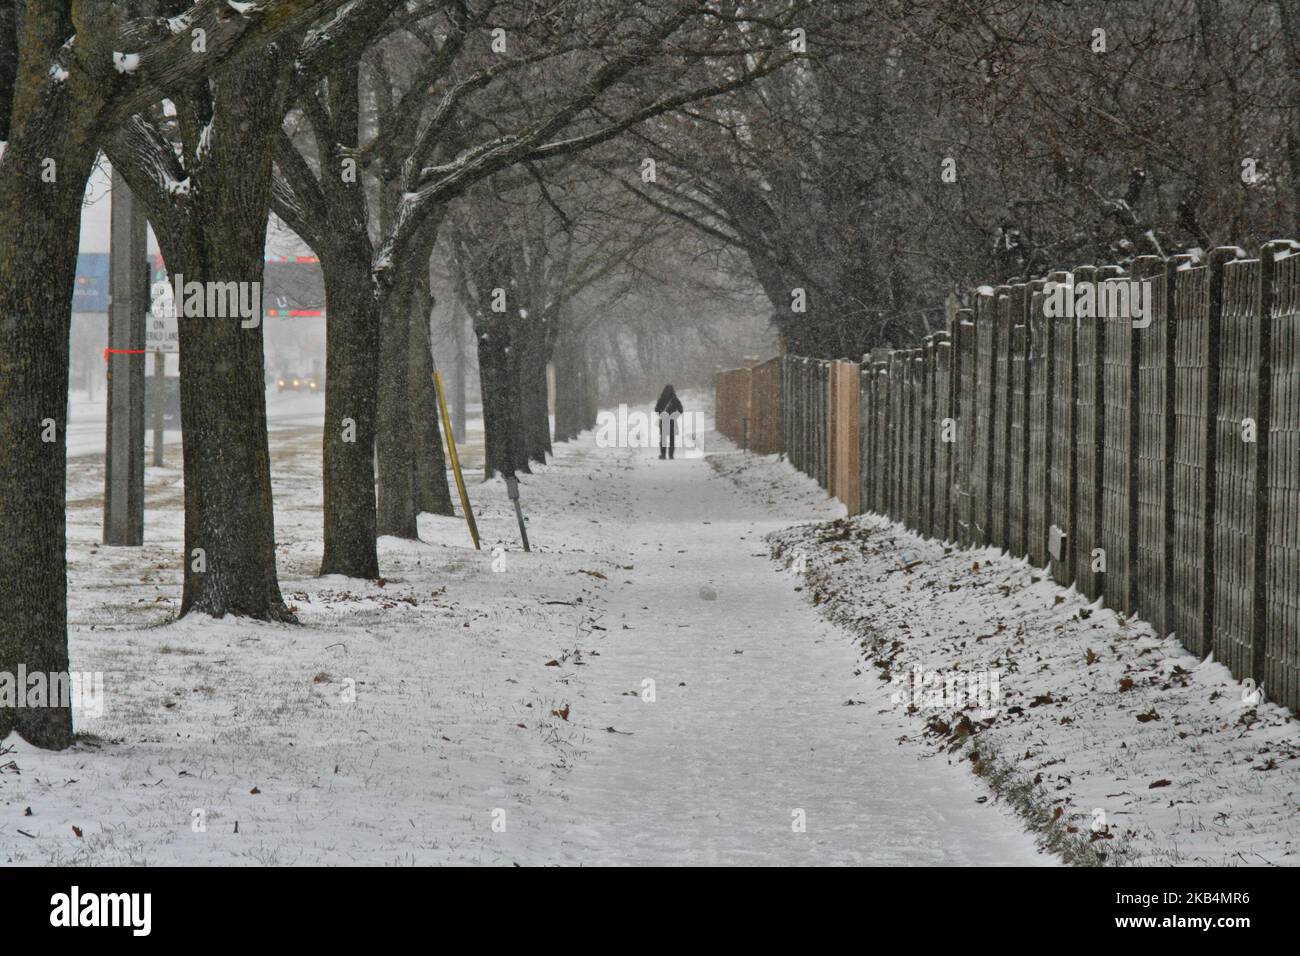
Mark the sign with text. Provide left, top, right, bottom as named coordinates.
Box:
left=146, top=281, right=179, bottom=352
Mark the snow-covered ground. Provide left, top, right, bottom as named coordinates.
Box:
left=2, top=404, right=1050, bottom=865
left=755, top=454, right=1300, bottom=866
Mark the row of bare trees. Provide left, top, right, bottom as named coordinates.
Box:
left=0, top=0, right=806, bottom=748
left=623, top=0, right=1300, bottom=357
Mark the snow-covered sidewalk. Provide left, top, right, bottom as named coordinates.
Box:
left=528, top=437, right=1045, bottom=865
left=3, top=412, right=1046, bottom=865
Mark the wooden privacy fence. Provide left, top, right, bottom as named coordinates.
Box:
left=771, top=243, right=1300, bottom=716
left=715, top=357, right=782, bottom=454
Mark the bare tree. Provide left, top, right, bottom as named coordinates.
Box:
left=0, top=0, right=346, bottom=748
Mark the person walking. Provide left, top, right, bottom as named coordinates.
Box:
left=654, top=384, right=684, bottom=459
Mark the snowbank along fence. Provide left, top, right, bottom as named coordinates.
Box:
left=714, top=357, right=782, bottom=455
left=769, top=245, right=1300, bottom=716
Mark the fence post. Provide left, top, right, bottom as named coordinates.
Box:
left=923, top=336, right=940, bottom=537
left=933, top=333, right=953, bottom=541
left=900, top=351, right=913, bottom=526
left=1049, top=270, right=1077, bottom=586
left=1264, top=242, right=1300, bottom=712
left=909, top=350, right=924, bottom=530
left=1212, top=252, right=1262, bottom=683
left=874, top=358, right=891, bottom=515
left=1073, top=266, right=1105, bottom=599
left=954, top=309, right=977, bottom=546
left=991, top=288, right=1014, bottom=551
left=820, top=359, right=827, bottom=485
left=1200, top=247, right=1245, bottom=655
left=1101, top=264, right=1139, bottom=614
left=777, top=359, right=783, bottom=455
left=859, top=359, right=872, bottom=514
left=972, top=290, right=998, bottom=546
left=1134, top=255, right=1175, bottom=638
left=1007, top=285, right=1030, bottom=557
left=1027, top=279, right=1052, bottom=566
left=903, top=350, right=915, bottom=528
left=893, top=352, right=906, bottom=520
left=847, top=360, right=862, bottom=514
left=1172, top=262, right=1211, bottom=654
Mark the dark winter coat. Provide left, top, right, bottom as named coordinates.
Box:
left=654, top=387, right=683, bottom=416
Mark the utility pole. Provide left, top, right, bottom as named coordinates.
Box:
left=103, top=170, right=148, bottom=546
left=152, top=349, right=165, bottom=467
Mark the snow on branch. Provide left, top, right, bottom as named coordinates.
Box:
left=102, top=0, right=355, bottom=127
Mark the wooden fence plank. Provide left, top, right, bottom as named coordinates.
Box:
left=1008, top=285, right=1030, bottom=558
left=973, top=290, right=998, bottom=547
left=932, top=334, right=953, bottom=540
left=1074, top=266, right=1105, bottom=599
left=1049, top=271, right=1078, bottom=587
left=1213, top=257, right=1261, bottom=679
left=1172, top=265, right=1212, bottom=654
left=909, top=351, right=920, bottom=530
left=1135, top=259, right=1176, bottom=637
left=1266, top=249, right=1300, bottom=712
left=1027, top=280, right=1054, bottom=567
left=991, top=289, right=1013, bottom=551
left=1101, top=268, right=1139, bottom=614
left=955, top=311, right=977, bottom=546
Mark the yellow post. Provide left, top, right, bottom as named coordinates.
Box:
left=434, top=369, right=480, bottom=550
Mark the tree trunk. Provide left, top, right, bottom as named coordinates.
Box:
left=552, top=330, right=581, bottom=442
left=148, top=59, right=295, bottom=620
left=0, top=143, right=93, bottom=748
left=408, top=274, right=453, bottom=515
left=513, top=320, right=549, bottom=465
left=376, top=272, right=419, bottom=537
left=477, top=312, right=523, bottom=479
left=509, top=321, right=533, bottom=475
left=527, top=347, right=552, bottom=462
left=319, top=252, right=380, bottom=578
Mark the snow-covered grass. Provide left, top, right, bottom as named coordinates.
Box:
left=742, top=453, right=1300, bottom=865
left=7, top=422, right=614, bottom=864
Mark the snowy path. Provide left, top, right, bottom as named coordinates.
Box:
left=529, top=439, right=1047, bottom=865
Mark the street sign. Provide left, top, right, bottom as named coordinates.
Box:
left=146, top=280, right=179, bottom=352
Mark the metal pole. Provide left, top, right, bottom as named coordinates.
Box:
left=103, top=169, right=148, bottom=546
left=152, top=349, right=165, bottom=467
left=504, top=476, right=531, bottom=552
left=434, top=369, right=480, bottom=549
